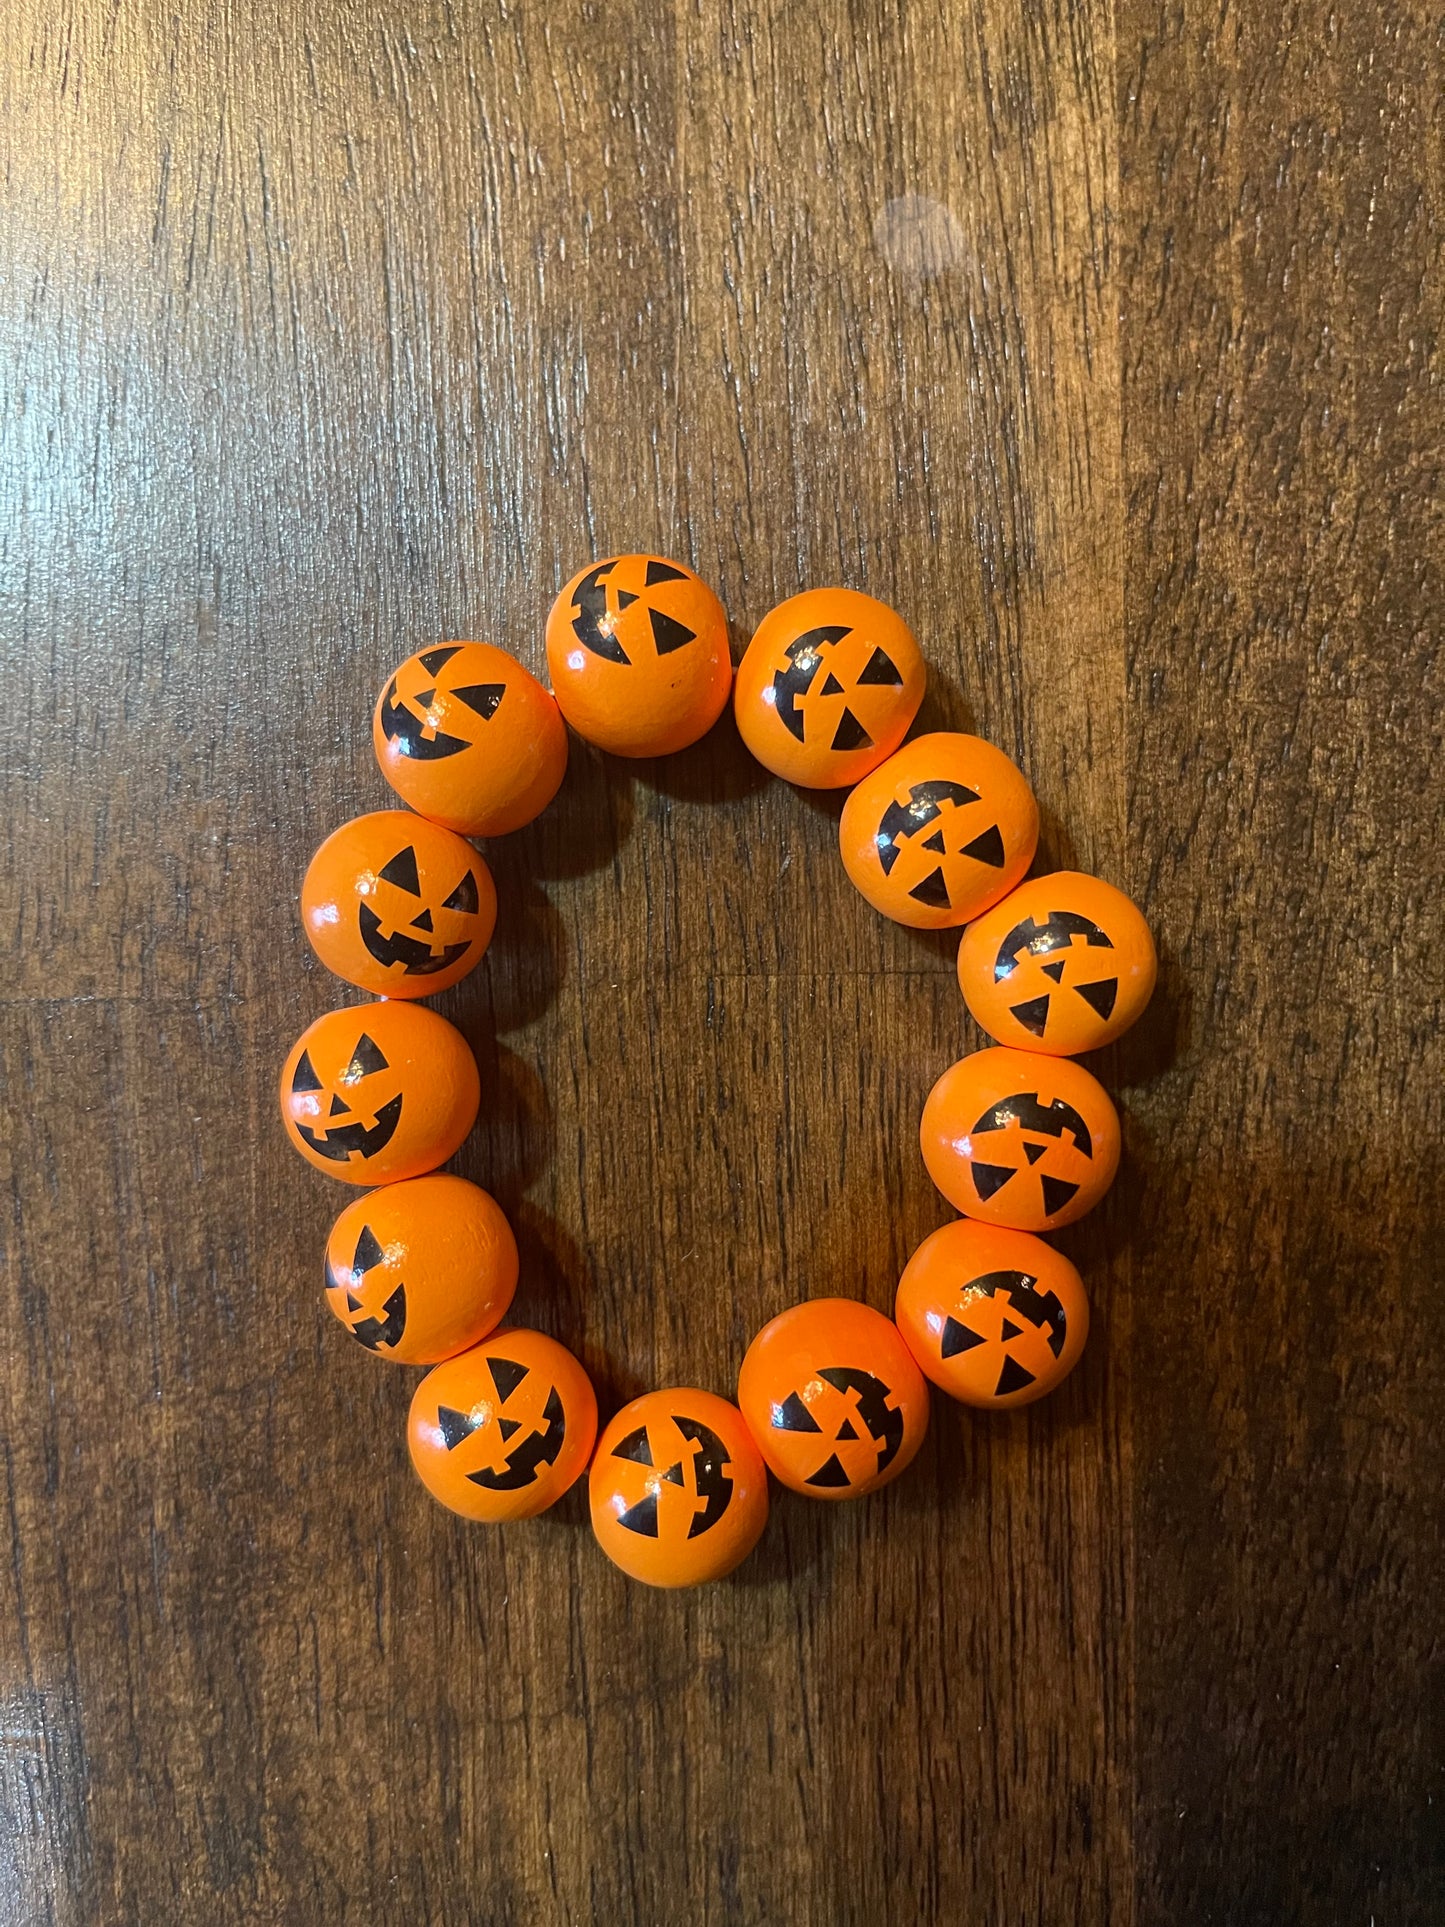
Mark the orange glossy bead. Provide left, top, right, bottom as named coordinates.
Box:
left=408, top=1329, right=598, bottom=1522
left=373, top=640, right=568, bottom=837
left=279, top=1000, right=480, bottom=1185
left=733, top=587, right=926, bottom=787
left=545, top=554, right=732, bottom=757
left=839, top=732, right=1039, bottom=928
left=589, top=1389, right=768, bottom=1587
left=323, top=1175, right=517, bottom=1365
left=737, top=1299, right=930, bottom=1500
left=895, top=1220, right=1089, bottom=1409
left=920, top=1046, right=1120, bottom=1230
left=957, top=871, right=1157, bottom=1055
left=300, top=811, right=496, bottom=998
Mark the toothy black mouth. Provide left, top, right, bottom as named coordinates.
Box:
left=358, top=903, right=472, bottom=975
left=296, top=1093, right=404, bottom=1162
left=467, top=1386, right=568, bottom=1491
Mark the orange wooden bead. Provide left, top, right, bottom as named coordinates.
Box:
left=733, top=587, right=925, bottom=787
left=323, top=1175, right=517, bottom=1365
left=279, top=1001, right=480, bottom=1185
left=957, top=871, right=1157, bottom=1055
left=737, top=1298, right=929, bottom=1500
left=839, top=732, right=1038, bottom=928
left=408, top=1329, right=598, bottom=1522
left=589, top=1389, right=768, bottom=1587
left=373, top=640, right=568, bottom=836
left=920, top=1046, right=1120, bottom=1230
left=895, top=1220, right=1089, bottom=1409
left=300, top=811, right=496, bottom=998
left=545, top=553, right=732, bottom=757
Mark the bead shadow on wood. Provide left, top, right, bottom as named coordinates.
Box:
left=636, top=701, right=773, bottom=808
left=489, top=735, right=636, bottom=884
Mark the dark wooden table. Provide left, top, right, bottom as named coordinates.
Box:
left=3, top=3, right=1441, bottom=1921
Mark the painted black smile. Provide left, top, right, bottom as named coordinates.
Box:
left=467, top=1386, right=568, bottom=1491
left=358, top=903, right=472, bottom=975
left=297, top=1093, right=403, bottom=1163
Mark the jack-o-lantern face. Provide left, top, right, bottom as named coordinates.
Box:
left=840, top=733, right=1039, bottom=928
left=408, top=1330, right=597, bottom=1522
left=373, top=640, right=569, bottom=837
left=737, top=1299, right=930, bottom=1501
left=920, top=1046, right=1120, bottom=1230
left=895, top=1220, right=1089, bottom=1409
left=590, top=1390, right=769, bottom=1587
left=301, top=811, right=496, bottom=998
left=957, top=871, right=1158, bottom=1055
left=378, top=643, right=506, bottom=760
left=328, top=1220, right=408, bottom=1352
left=733, top=587, right=926, bottom=788
left=545, top=554, right=733, bottom=758
left=323, top=1174, right=517, bottom=1365
left=280, top=1000, right=480, bottom=1185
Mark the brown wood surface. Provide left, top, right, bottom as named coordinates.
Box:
left=2, top=2, right=1441, bottom=1921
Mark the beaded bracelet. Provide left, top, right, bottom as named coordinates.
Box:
left=280, top=554, right=1156, bottom=1589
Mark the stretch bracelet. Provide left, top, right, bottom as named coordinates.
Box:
left=280, top=555, right=1156, bottom=1589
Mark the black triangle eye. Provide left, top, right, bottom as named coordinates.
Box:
left=342, top=1032, right=389, bottom=1081
left=417, top=644, right=461, bottom=677
left=612, top=1426, right=654, bottom=1464
left=856, top=645, right=903, bottom=687
left=378, top=846, right=421, bottom=894
left=442, top=868, right=480, bottom=915
left=961, top=824, right=1005, bottom=867
left=488, top=1356, right=528, bottom=1402
left=1075, top=978, right=1119, bottom=1020
left=352, top=1224, right=385, bottom=1274
left=451, top=683, right=505, bottom=721
left=291, top=1049, right=324, bottom=1093
left=771, top=1391, right=821, bottom=1433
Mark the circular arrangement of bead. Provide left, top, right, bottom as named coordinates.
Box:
left=281, top=557, right=1156, bottom=1588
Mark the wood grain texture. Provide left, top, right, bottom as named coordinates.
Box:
left=0, top=1, right=1438, bottom=1922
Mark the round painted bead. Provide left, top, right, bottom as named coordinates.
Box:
left=408, top=1329, right=598, bottom=1522
left=545, top=553, right=732, bottom=758
left=323, top=1175, right=517, bottom=1365
left=920, top=1046, right=1120, bottom=1230
left=737, top=1299, right=930, bottom=1500
left=300, top=810, right=496, bottom=998
left=589, top=1389, right=768, bottom=1587
left=372, top=640, right=568, bottom=837
left=895, top=1220, right=1089, bottom=1409
left=279, top=1001, right=480, bottom=1185
left=733, top=587, right=926, bottom=788
left=839, top=732, right=1039, bottom=929
left=957, top=871, right=1157, bottom=1055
